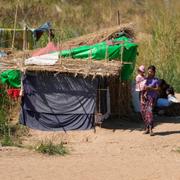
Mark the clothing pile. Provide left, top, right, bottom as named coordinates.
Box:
left=0, top=70, right=21, bottom=99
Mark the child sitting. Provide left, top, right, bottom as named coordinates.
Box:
left=166, top=87, right=179, bottom=104
left=156, top=86, right=178, bottom=108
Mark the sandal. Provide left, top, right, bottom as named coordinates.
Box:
left=149, top=126, right=154, bottom=136
left=143, top=128, right=149, bottom=134
left=150, top=131, right=154, bottom=136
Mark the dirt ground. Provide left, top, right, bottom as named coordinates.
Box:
left=0, top=95, right=180, bottom=180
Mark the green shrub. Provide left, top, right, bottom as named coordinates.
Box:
left=0, top=84, right=29, bottom=146
left=0, top=110, right=9, bottom=137
left=1, top=135, right=14, bottom=146
left=0, top=85, right=10, bottom=138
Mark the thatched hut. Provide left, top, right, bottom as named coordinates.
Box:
left=0, top=23, right=138, bottom=131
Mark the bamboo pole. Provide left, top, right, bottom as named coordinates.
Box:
left=23, top=25, right=27, bottom=50
left=118, top=42, right=124, bottom=118
left=48, top=29, right=51, bottom=43
left=120, top=42, right=124, bottom=65
left=88, top=49, right=92, bottom=64
left=12, top=3, right=18, bottom=49
left=58, top=34, right=63, bottom=66
left=105, top=44, right=109, bottom=63
left=117, top=10, right=121, bottom=25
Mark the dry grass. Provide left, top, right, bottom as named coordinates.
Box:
left=136, top=0, right=180, bottom=91
left=0, top=0, right=179, bottom=91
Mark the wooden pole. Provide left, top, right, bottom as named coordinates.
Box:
left=88, top=48, right=92, bottom=65
left=105, top=44, right=108, bottom=63
left=120, top=42, right=124, bottom=65
left=48, top=29, right=51, bottom=42
left=12, top=3, right=18, bottom=49
left=117, top=10, right=121, bottom=25
left=23, top=25, right=27, bottom=50
left=118, top=42, right=124, bottom=118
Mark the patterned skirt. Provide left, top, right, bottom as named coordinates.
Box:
left=140, top=95, right=154, bottom=129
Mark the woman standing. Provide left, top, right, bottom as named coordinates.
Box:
left=141, top=65, right=159, bottom=136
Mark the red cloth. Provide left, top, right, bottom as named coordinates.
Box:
left=0, top=85, right=3, bottom=97
left=7, top=88, right=20, bottom=99
left=31, top=42, right=59, bottom=57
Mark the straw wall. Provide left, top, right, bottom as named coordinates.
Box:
left=109, top=77, right=132, bottom=118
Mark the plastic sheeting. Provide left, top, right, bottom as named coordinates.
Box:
left=25, top=52, right=59, bottom=66
left=0, top=51, right=7, bottom=58
left=60, top=36, right=138, bottom=80
left=60, top=36, right=137, bottom=60
left=32, top=22, right=54, bottom=41
left=0, top=70, right=21, bottom=88
left=31, top=42, right=59, bottom=56
left=20, top=72, right=98, bottom=131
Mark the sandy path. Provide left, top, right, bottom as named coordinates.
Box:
left=0, top=95, right=180, bottom=180
left=0, top=117, right=180, bottom=180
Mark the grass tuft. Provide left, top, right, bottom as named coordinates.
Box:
left=36, top=140, right=69, bottom=156
left=176, top=147, right=180, bottom=153
left=1, top=135, right=14, bottom=146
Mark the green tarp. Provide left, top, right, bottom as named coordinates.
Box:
left=60, top=36, right=138, bottom=80
left=0, top=36, right=137, bottom=86
left=0, top=70, right=21, bottom=88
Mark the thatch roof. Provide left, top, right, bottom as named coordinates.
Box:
left=60, top=23, right=135, bottom=50
left=0, top=23, right=135, bottom=77
left=25, top=59, right=121, bottom=78
left=0, top=56, right=122, bottom=78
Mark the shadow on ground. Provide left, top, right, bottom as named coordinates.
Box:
left=154, top=115, right=180, bottom=128
left=154, top=130, right=180, bottom=136
left=100, top=113, right=180, bottom=133
left=100, top=113, right=144, bottom=132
